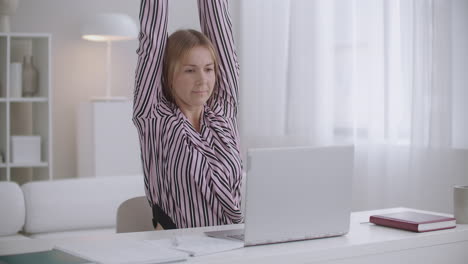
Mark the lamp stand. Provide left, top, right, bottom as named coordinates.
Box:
left=91, top=40, right=127, bottom=101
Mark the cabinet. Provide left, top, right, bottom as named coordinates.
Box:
left=0, top=33, right=52, bottom=183
left=77, top=101, right=141, bottom=177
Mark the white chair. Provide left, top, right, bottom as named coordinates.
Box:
left=116, top=196, right=154, bottom=233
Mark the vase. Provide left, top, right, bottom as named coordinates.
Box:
left=10, top=62, right=22, bottom=97
left=22, top=55, right=39, bottom=97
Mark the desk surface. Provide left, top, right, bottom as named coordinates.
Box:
left=1, top=208, right=468, bottom=263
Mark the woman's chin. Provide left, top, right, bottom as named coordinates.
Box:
left=175, top=94, right=211, bottom=110
left=192, top=94, right=211, bottom=105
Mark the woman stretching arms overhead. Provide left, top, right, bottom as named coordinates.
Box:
left=133, top=0, right=243, bottom=229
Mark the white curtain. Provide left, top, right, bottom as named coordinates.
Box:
left=239, top=0, right=468, bottom=213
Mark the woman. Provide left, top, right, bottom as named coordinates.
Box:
left=133, top=0, right=243, bottom=229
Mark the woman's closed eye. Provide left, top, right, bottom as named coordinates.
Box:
left=184, top=68, right=195, bottom=73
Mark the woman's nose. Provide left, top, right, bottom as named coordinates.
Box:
left=197, top=71, right=208, bottom=83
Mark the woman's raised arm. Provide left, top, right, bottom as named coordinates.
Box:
left=133, top=0, right=168, bottom=119
left=198, top=0, right=240, bottom=119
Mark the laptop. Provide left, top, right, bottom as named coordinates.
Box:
left=206, top=145, right=354, bottom=246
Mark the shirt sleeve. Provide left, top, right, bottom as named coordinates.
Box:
left=197, top=0, right=240, bottom=119
left=133, top=0, right=168, bottom=119
left=133, top=0, right=168, bottom=207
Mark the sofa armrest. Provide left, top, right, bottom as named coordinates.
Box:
left=21, top=175, right=145, bottom=234
left=0, top=182, right=25, bottom=237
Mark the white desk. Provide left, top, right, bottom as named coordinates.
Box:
left=1, top=208, right=468, bottom=264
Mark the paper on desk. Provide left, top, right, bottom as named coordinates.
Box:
left=55, top=238, right=188, bottom=264
left=165, top=236, right=244, bottom=257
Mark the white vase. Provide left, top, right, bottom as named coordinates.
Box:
left=0, top=0, right=19, bottom=32
left=10, top=62, right=22, bottom=97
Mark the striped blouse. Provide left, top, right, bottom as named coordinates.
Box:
left=133, top=0, right=243, bottom=228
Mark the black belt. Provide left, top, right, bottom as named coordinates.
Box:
left=152, top=204, right=177, bottom=229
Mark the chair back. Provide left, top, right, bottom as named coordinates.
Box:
left=116, top=196, right=154, bottom=233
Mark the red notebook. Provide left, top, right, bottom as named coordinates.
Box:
left=369, top=211, right=456, bottom=232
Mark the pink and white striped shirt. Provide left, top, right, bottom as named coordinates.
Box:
left=133, top=0, right=243, bottom=228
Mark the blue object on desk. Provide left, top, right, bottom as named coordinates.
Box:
left=0, top=249, right=91, bottom=264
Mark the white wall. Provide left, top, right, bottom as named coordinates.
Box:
left=10, top=0, right=240, bottom=179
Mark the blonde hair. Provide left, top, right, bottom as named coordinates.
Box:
left=162, top=29, right=219, bottom=103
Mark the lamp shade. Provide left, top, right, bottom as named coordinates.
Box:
left=81, top=13, right=138, bottom=42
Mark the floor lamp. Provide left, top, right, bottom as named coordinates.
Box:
left=81, top=13, right=138, bottom=101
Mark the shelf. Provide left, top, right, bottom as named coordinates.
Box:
left=0, top=33, right=52, bottom=182
left=9, top=162, right=48, bottom=168
left=9, top=97, right=48, bottom=103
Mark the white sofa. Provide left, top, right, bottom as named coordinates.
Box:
left=0, top=175, right=146, bottom=241
left=0, top=182, right=28, bottom=241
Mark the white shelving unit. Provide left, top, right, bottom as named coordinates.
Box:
left=0, top=33, right=53, bottom=183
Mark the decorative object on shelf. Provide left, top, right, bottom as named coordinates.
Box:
left=454, top=185, right=468, bottom=224
left=0, top=0, right=19, bottom=32
left=81, top=13, right=138, bottom=101
left=11, top=135, right=41, bottom=164
left=22, top=55, right=39, bottom=97
left=10, top=62, right=22, bottom=97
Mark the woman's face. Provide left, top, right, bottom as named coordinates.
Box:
left=172, top=46, right=216, bottom=111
